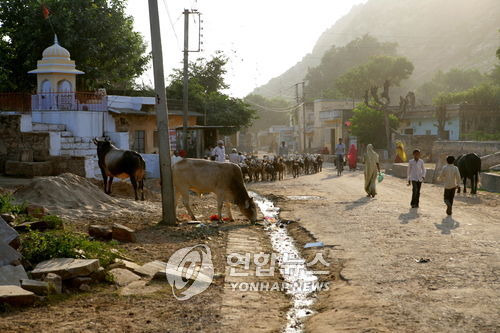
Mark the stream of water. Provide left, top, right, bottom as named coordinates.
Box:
left=250, top=192, right=319, bottom=333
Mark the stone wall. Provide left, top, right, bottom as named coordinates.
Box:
left=393, top=134, right=437, bottom=161
left=0, top=115, right=50, bottom=173
left=431, top=141, right=500, bottom=161
left=481, top=173, right=500, bottom=193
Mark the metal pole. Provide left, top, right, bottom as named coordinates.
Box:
left=182, top=9, right=189, bottom=153
left=302, top=81, right=306, bottom=153
left=148, top=0, right=176, bottom=225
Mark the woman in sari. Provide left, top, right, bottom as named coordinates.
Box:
left=364, top=144, right=381, bottom=197
left=347, top=144, right=357, bottom=170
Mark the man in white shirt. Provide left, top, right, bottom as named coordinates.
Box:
left=407, top=149, right=426, bottom=208
left=438, top=155, right=462, bottom=215
left=335, top=138, right=346, bottom=170
left=212, top=140, right=226, bottom=162
left=229, top=148, right=240, bottom=164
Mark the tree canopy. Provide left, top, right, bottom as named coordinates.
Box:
left=0, top=0, right=149, bottom=92
left=167, top=53, right=257, bottom=134
left=336, top=55, right=414, bottom=103
left=417, top=68, right=487, bottom=104
left=350, top=104, right=398, bottom=148
left=305, top=35, right=398, bottom=99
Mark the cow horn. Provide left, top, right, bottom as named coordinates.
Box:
left=105, top=136, right=110, bottom=142
left=92, top=138, right=98, bottom=145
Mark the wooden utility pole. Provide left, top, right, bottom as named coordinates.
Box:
left=182, top=8, right=189, bottom=152
left=148, top=0, right=176, bottom=225
left=302, top=81, right=306, bottom=153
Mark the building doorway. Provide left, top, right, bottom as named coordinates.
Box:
left=330, top=128, right=336, bottom=153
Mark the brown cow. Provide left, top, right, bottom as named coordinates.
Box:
left=173, top=159, right=257, bottom=223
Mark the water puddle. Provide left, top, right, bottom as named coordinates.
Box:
left=250, top=192, right=319, bottom=333
left=286, top=195, right=323, bottom=201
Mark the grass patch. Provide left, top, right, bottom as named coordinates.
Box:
left=20, top=230, right=120, bottom=267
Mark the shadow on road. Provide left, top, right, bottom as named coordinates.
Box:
left=345, top=196, right=371, bottom=210
left=454, top=195, right=482, bottom=205
left=434, top=216, right=460, bottom=234
left=398, top=208, right=420, bottom=224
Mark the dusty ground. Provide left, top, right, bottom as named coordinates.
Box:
left=251, top=164, right=500, bottom=332
left=0, top=176, right=289, bottom=333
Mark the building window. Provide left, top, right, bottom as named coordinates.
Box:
left=404, top=128, right=414, bottom=135
left=425, top=130, right=431, bottom=135
left=448, top=121, right=452, bottom=125
left=134, top=130, right=145, bottom=153
left=418, top=121, right=422, bottom=126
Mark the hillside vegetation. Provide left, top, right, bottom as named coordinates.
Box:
left=253, top=0, right=500, bottom=100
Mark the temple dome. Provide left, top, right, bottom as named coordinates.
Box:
left=42, top=35, right=71, bottom=59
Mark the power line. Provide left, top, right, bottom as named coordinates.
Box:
left=161, top=0, right=180, bottom=47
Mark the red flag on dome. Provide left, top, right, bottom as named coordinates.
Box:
left=42, top=5, right=50, bottom=19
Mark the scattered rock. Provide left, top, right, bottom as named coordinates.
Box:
left=21, top=279, right=49, bottom=296
left=0, top=241, right=22, bottom=267
left=31, top=258, right=100, bottom=280
left=109, top=268, right=141, bottom=287
left=90, top=267, right=107, bottom=282
left=0, top=265, right=28, bottom=286
left=0, top=285, right=36, bottom=307
left=79, top=284, right=91, bottom=292
left=88, top=225, right=112, bottom=241
left=26, top=204, right=49, bottom=218
left=0, top=213, right=15, bottom=224
left=67, top=276, right=93, bottom=289
left=112, top=224, right=136, bottom=243
left=120, top=280, right=162, bottom=296
left=139, top=260, right=167, bottom=277
left=8, top=237, right=21, bottom=250
left=0, top=216, right=19, bottom=245
left=14, top=220, right=50, bottom=232
left=44, top=273, right=62, bottom=294
left=114, top=259, right=151, bottom=277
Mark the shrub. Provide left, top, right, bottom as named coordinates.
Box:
left=20, top=230, right=120, bottom=267
left=0, top=193, right=25, bottom=215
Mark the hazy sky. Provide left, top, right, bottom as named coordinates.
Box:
left=126, top=0, right=367, bottom=98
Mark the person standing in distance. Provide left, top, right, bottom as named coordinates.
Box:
left=212, top=140, right=226, bottom=162
left=407, top=149, right=426, bottom=208
left=335, top=138, right=346, bottom=170
left=438, top=155, right=462, bottom=215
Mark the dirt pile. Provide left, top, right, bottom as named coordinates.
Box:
left=12, top=173, right=159, bottom=221
left=14, top=173, right=114, bottom=209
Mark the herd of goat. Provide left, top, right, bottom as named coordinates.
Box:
left=238, top=154, right=324, bottom=182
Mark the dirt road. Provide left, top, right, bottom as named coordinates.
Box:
left=251, top=164, right=500, bottom=332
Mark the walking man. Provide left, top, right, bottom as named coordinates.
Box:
left=438, top=155, right=462, bottom=215
left=407, top=149, right=426, bottom=208
left=212, top=140, right=226, bottom=162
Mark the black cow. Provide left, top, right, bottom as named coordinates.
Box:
left=454, top=153, right=481, bottom=194
left=93, top=138, right=146, bottom=200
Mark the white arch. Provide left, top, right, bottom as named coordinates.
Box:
left=57, top=80, right=72, bottom=92
left=41, top=79, right=52, bottom=93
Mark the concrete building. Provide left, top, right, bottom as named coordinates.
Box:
left=398, top=105, right=460, bottom=140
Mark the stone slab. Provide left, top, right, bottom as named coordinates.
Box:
left=139, top=260, right=167, bottom=277
left=109, top=268, right=141, bottom=287
left=0, top=217, right=19, bottom=244
left=0, top=285, right=36, bottom=307
left=0, top=241, right=22, bottom=267
left=480, top=172, right=500, bottom=193
left=120, top=280, right=162, bottom=296
left=31, top=258, right=100, bottom=280
left=88, top=225, right=112, bottom=240
left=21, top=279, right=49, bottom=296
left=112, top=224, right=136, bottom=243
left=0, top=265, right=28, bottom=286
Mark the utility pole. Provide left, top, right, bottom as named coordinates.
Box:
left=148, top=0, right=176, bottom=225
left=182, top=9, right=202, bottom=155
left=182, top=9, right=189, bottom=152
left=302, top=81, right=306, bottom=153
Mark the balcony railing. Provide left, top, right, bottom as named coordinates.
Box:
left=31, top=92, right=108, bottom=112
left=0, top=93, right=32, bottom=113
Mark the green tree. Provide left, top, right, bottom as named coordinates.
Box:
left=336, top=55, right=414, bottom=153
left=417, top=68, right=487, bottom=104
left=0, top=0, right=149, bottom=92
left=305, top=35, right=398, bottom=99
left=167, top=53, right=257, bottom=134
left=350, top=104, right=398, bottom=148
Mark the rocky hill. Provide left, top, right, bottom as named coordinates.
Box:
left=253, top=0, right=500, bottom=99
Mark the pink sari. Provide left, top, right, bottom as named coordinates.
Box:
left=347, top=144, right=357, bottom=170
